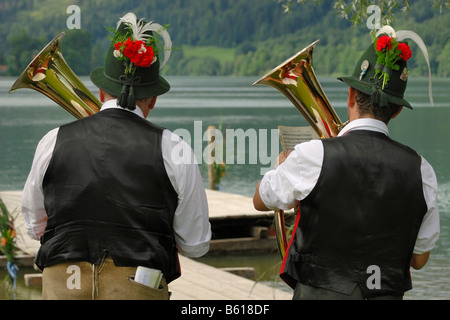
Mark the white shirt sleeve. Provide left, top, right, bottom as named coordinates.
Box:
left=259, top=139, right=324, bottom=210
left=414, top=156, right=440, bottom=254
left=22, top=128, right=59, bottom=240
left=161, top=130, right=211, bottom=258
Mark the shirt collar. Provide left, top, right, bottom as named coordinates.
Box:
left=338, top=118, right=389, bottom=137
left=100, top=99, right=145, bottom=119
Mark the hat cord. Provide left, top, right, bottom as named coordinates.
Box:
left=117, top=73, right=141, bottom=110
left=370, top=77, right=390, bottom=108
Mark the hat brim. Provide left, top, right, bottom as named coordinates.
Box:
left=338, top=76, right=412, bottom=109
left=90, top=67, right=170, bottom=100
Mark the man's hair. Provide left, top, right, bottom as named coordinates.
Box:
left=355, top=89, right=401, bottom=123
left=102, top=91, right=154, bottom=105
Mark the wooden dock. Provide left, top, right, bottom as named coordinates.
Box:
left=0, top=190, right=292, bottom=300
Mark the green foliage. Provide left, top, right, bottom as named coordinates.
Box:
left=281, top=0, right=449, bottom=25
left=332, top=0, right=411, bottom=26
left=438, top=42, right=450, bottom=77
left=61, top=30, right=94, bottom=76
left=0, top=199, right=16, bottom=264
left=0, top=0, right=449, bottom=77
left=5, top=29, right=46, bottom=76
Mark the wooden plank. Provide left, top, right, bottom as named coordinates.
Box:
left=220, top=267, right=256, bottom=279
left=205, top=189, right=273, bottom=220
left=0, top=254, right=35, bottom=267
left=24, top=273, right=42, bottom=287
left=170, top=255, right=291, bottom=300
left=209, top=237, right=277, bottom=254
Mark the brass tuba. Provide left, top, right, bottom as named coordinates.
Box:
left=9, top=32, right=101, bottom=119
left=252, top=41, right=347, bottom=258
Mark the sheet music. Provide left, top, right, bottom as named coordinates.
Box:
left=278, top=126, right=319, bottom=152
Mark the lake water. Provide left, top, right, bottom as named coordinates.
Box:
left=0, top=75, right=449, bottom=299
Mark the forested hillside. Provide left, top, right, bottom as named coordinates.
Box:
left=1, top=0, right=449, bottom=77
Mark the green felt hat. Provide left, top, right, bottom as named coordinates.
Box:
left=338, top=35, right=412, bottom=109
left=90, top=13, right=171, bottom=109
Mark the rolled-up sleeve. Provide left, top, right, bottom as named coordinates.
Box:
left=162, top=130, right=211, bottom=258
left=414, top=156, right=440, bottom=254
left=259, top=139, right=324, bottom=210
left=22, top=128, right=58, bottom=240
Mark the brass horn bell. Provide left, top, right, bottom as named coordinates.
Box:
left=9, top=32, right=101, bottom=119
left=253, top=40, right=346, bottom=139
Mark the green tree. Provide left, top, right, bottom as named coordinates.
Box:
left=6, top=29, right=45, bottom=76
left=0, top=0, right=448, bottom=77
left=61, top=29, right=94, bottom=76
left=437, top=42, right=450, bottom=77
left=280, top=0, right=449, bottom=26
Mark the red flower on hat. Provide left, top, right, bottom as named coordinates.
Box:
left=374, top=34, right=412, bottom=90
left=114, top=38, right=154, bottom=68
left=398, top=42, right=412, bottom=61
left=376, top=35, right=392, bottom=52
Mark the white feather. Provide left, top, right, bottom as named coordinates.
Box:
left=144, top=23, right=172, bottom=69
left=375, top=26, right=434, bottom=107
left=397, top=30, right=434, bottom=106
left=376, top=26, right=397, bottom=38
left=117, top=13, right=137, bottom=33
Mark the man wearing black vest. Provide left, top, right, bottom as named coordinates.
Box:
left=22, top=13, right=211, bottom=299
left=253, top=32, right=440, bottom=299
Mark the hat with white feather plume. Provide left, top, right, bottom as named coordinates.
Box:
left=90, top=13, right=172, bottom=110
left=338, top=26, right=434, bottom=109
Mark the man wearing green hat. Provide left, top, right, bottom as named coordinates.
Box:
left=22, top=13, right=211, bottom=300
left=253, top=33, right=440, bottom=299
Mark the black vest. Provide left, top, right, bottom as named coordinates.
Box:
left=280, top=130, right=427, bottom=298
left=37, top=109, right=180, bottom=283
